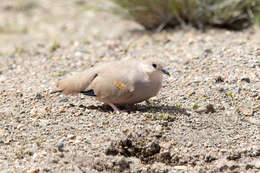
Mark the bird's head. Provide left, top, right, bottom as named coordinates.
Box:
left=144, top=58, right=170, bottom=76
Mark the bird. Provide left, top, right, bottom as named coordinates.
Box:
left=51, top=58, right=170, bottom=114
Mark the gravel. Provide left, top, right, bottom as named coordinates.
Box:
left=0, top=0, right=259, bottom=172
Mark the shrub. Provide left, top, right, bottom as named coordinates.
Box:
left=111, top=0, right=260, bottom=30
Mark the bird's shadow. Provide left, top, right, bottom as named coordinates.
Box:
left=83, top=104, right=190, bottom=116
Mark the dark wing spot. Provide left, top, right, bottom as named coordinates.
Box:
left=80, top=73, right=98, bottom=96
left=80, top=89, right=96, bottom=96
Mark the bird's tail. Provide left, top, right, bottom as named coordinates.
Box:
left=54, top=71, right=97, bottom=95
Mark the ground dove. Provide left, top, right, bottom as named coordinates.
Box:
left=52, top=58, right=170, bottom=113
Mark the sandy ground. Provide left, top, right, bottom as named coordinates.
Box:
left=0, top=0, right=259, bottom=172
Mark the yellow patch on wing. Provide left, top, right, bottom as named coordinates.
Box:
left=113, top=80, right=126, bottom=90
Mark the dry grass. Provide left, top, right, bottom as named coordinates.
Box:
left=111, top=0, right=260, bottom=30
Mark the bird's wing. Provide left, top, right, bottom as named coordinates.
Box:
left=87, top=60, right=141, bottom=103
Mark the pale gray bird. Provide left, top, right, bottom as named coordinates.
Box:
left=52, top=58, right=170, bottom=113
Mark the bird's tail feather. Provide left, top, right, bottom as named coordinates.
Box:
left=55, top=71, right=97, bottom=95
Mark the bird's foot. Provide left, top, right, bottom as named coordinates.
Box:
left=108, top=103, right=124, bottom=114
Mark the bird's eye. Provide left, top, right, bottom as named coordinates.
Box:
left=152, top=63, right=157, bottom=68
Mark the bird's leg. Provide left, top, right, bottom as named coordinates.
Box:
left=108, top=103, right=123, bottom=114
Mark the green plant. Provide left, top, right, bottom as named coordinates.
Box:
left=50, top=41, right=60, bottom=52
left=193, top=103, right=199, bottom=109
left=226, top=91, right=233, bottom=97
left=175, top=104, right=181, bottom=108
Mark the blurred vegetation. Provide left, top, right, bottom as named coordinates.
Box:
left=2, top=0, right=38, bottom=12
left=111, top=0, right=260, bottom=30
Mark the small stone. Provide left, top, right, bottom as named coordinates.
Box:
left=78, top=104, right=86, bottom=109
left=216, top=159, right=228, bottom=171
left=249, top=61, right=260, bottom=68
left=17, top=124, right=24, bottom=130
left=59, top=98, right=68, bottom=102
left=186, top=142, right=193, bottom=147
left=67, top=134, right=76, bottom=140
left=155, top=125, right=163, bottom=137
left=205, top=154, right=217, bottom=162
left=195, top=104, right=215, bottom=114
left=39, top=150, right=48, bottom=156
left=173, top=166, right=188, bottom=170
left=42, top=168, right=51, bottom=172
left=241, top=77, right=250, bottom=83
left=159, top=151, right=171, bottom=163
left=245, top=164, right=254, bottom=170
left=229, top=164, right=240, bottom=170
left=35, top=93, right=43, bottom=99
left=57, top=141, right=64, bottom=151
left=238, top=106, right=253, bottom=116
left=186, top=120, right=192, bottom=123
left=28, top=168, right=39, bottom=173
left=93, top=158, right=105, bottom=171
left=74, top=51, right=83, bottom=57
left=69, top=103, right=75, bottom=107
left=122, top=128, right=128, bottom=133
left=52, top=159, right=59, bottom=163
left=218, top=87, right=225, bottom=92
left=215, top=76, right=224, bottom=83
left=0, top=75, right=6, bottom=82
left=236, top=86, right=241, bottom=93
left=188, top=89, right=195, bottom=96
left=144, top=142, right=161, bottom=157
left=248, top=117, right=260, bottom=126
left=249, top=146, right=260, bottom=157
left=30, top=107, right=46, bottom=116
left=206, top=104, right=215, bottom=113
left=155, top=125, right=163, bottom=132
left=105, top=143, right=119, bottom=156
left=254, top=160, right=260, bottom=169
left=58, top=153, right=64, bottom=158
left=204, top=48, right=213, bottom=54
left=112, top=156, right=130, bottom=172
left=227, top=151, right=241, bottom=160
left=75, top=136, right=82, bottom=144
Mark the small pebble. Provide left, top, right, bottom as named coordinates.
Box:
left=241, top=77, right=250, bottom=83
left=238, top=106, right=253, bottom=116
left=35, top=93, right=43, bottom=99
left=74, top=51, right=83, bottom=57
left=186, top=120, right=192, bottom=123
left=236, top=86, right=241, bottom=93
left=206, top=104, right=215, bottom=113
left=67, top=134, right=76, bottom=140
left=248, top=117, right=260, bottom=126
left=254, top=160, right=260, bottom=169
left=249, top=61, right=260, bottom=68
left=173, top=166, right=188, bottom=170
left=57, top=141, right=64, bottom=151
left=28, top=168, right=39, bottom=173
left=59, top=98, right=68, bottom=102
left=215, top=76, right=224, bottom=83
left=227, top=151, right=241, bottom=160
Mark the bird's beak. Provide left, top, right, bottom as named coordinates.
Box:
left=161, top=68, right=170, bottom=76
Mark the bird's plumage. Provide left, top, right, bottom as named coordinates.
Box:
left=54, top=58, right=169, bottom=113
